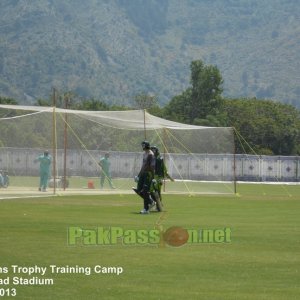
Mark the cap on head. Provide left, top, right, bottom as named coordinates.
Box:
left=44, top=150, right=49, bottom=156
left=141, top=141, right=150, bottom=150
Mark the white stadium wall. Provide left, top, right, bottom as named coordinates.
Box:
left=0, top=148, right=299, bottom=182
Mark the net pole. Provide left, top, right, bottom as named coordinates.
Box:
left=163, top=128, right=166, bottom=192
left=63, top=95, right=68, bottom=190
left=297, top=157, right=299, bottom=181
left=52, top=88, right=57, bottom=195
left=143, top=109, right=147, bottom=140
left=233, top=128, right=237, bottom=194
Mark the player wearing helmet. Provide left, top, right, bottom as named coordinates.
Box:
left=150, top=146, right=174, bottom=211
left=134, top=141, right=156, bottom=214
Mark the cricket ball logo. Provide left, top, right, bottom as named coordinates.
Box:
left=163, top=226, right=189, bottom=247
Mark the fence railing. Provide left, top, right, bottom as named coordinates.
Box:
left=0, top=148, right=299, bottom=182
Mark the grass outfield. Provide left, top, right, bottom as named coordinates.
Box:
left=0, top=184, right=299, bottom=299
left=7, top=175, right=236, bottom=195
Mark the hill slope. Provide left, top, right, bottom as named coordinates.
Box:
left=0, top=0, right=299, bottom=107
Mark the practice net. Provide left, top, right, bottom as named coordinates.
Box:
left=0, top=105, right=235, bottom=198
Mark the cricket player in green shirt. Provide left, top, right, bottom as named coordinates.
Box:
left=99, top=153, right=115, bottom=189
left=37, top=150, right=52, bottom=192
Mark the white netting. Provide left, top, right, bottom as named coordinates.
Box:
left=0, top=105, right=235, bottom=198
left=0, top=104, right=221, bottom=129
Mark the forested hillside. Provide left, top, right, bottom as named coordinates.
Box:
left=0, top=0, right=299, bottom=107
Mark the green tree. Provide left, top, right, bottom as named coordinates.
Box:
left=223, top=98, right=300, bottom=155
left=0, top=96, right=18, bottom=105
left=189, top=60, right=223, bottom=122
left=164, top=60, right=223, bottom=124
left=163, top=89, right=192, bottom=123
left=133, top=93, right=158, bottom=110
left=132, top=93, right=164, bottom=116
left=74, top=98, right=110, bottom=111
left=35, top=98, right=51, bottom=106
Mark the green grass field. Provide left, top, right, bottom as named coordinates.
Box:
left=0, top=184, right=299, bottom=299
left=7, top=175, right=236, bottom=195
